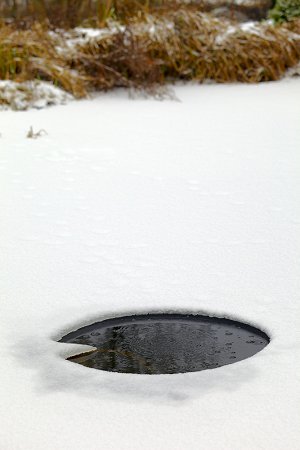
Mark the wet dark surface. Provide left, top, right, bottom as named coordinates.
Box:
left=60, top=314, right=270, bottom=374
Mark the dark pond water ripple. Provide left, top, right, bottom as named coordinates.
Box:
left=59, top=314, right=269, bottom=375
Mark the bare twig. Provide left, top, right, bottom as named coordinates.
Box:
left=26, top=126, right=47, bottom=138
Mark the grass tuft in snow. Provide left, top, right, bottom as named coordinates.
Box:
left=26, top=125, right=48, bottom=138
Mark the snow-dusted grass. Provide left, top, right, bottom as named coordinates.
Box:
left=0, top=80, right=73, bottom=111
left=0, top=79, right=300, bottom=450
left=1, top=14, right=300, bottom=106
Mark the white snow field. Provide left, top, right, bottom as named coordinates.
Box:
left=0, top=79, right=300, bottom=450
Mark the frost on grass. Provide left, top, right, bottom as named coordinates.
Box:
left=0, top=80, right=73, bottom=111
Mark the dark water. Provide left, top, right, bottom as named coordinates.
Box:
left=60, top=314, right=269, bottom=375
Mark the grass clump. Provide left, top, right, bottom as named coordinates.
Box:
left=64, top=12, right=300, bottom=87
left=0, top=23, right=86, bottom=97
left=269, top=0, right=300, bottom=22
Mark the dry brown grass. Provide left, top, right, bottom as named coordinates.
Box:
left=71, top=12, right=300, bottom=87
left=1, top=0, right=178, bottom=27
left=0, top=23, right=87, bottom=96
left=1, top=11, right=300, bottom=99
left=0, top=0, right=274, bottom=28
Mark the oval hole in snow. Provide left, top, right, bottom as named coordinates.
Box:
left=59, top=314, right=270, bottom=375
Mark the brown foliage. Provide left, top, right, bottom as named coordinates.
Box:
left=1, top=11, right=300, bottom=98
left=73, top=12, right=300, bottom=86
left=0, top=0, right=276, bottom=28
left=0, top=23, right=87, bottom=96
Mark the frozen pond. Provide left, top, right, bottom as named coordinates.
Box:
left=1, top=80, right=300, bottom=450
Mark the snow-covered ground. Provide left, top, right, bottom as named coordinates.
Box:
left=0, top=79, right=300, bottom=450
